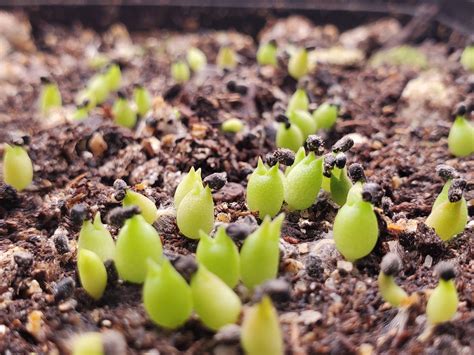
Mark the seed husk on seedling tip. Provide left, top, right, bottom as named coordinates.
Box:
left=378, top=253, right=408, bottom=307
left=275, top=115, right=304, bottom=152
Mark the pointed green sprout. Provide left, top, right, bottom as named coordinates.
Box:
left=426, top=262, right=458, bottom=324
left=78, top=213, right=115, bottom=262
left=197, top=227, right=240, bottom=288
left=87, top=74, right=110, bottom=105
left=284, top=152, right=323, bottom=210
left=276, top=123, right=304, bottom=152
left=115, top=214, right=163, bottom=283
left=77, top=249, right=107, bottom=300
left=176, top=183, right=214, bottom=239
left=113, top=93, right=137, bottom=129
left=3, top=144, right=33, bottom=191
left=333, top=173, right=379, bottom=261
left=222, top=118, right=244, bottom=133
left=288, top=110, right=316, bottom=139
left=143, top=259, right=193, bottom=329
left=122, top=190, right=158, bottom=224
left=313, top=103, right=338, bottom=130
left=378, top=253, right=408, bottom=308
left=284, top=146, right=305, bottom=176
left=39, top=78, right=62, bottom=115
left=71, top=332, right=103, bottom=355
left=72, top=101, right=89, bottom=121
left=246, top=158, right=284, bottom=218
left=133, top=85, right=152, bottom=117
left=217, top=46, right=237, bottom=70
left=426, top=178, right=468, bottom=241
left=241, top=296, right=283, bottom=355
left=191, top=265, right=242, bottom=331
left=187, top=47, right=207, bottom=72
left=448, top=108, right=474, bottom=157
left=104, top=63, right=122, bottom=92
left=329, top=165, right=352, bottom=206
left=174, top=167, right=203, bottom=208
left=240, top=214, right=284, bottom=289
left=288, top=48, right=308, bottom=80
left=287, top=88, right=309, bottom=113
left=171, top=60, right=191, bottom=83
left=256, top=41, right=277, bottom=66
left=460, top=45, right=474, bottom=72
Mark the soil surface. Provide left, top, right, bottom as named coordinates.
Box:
left=0, top=11, right=473, bottom=355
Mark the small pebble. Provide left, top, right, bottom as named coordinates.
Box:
left=254, top=278, right=291, bottom=304
left=226, top=223, right=252, bottom=241
left=14, top=252, right=33, bottom=271
left=53, top=231, right=70, bottom=254
left=70, top=203, right=89, bottom=226
left=54, top=277, right=75, bottom=302
left=204, top=172, right=227, bottom=190
left=214, top=324, right=241, bottom=344
left=103, top=330, right=127, bottom=355
left=305, top=253, right=324, bottom=279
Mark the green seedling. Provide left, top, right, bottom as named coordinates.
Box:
left=72, top=101, right=90, bottom=121
left=115, top=212, right=163, bottom=283
left=240, top=214, right=284, bottom=289
left=257, top=41, right=277, bottom=66
left=246, top=158, right=285, bottom=218
left=313, top=103, right=338, bottom=130
left=39, top=77, right=62, bottom=115
left=176, top=182, right=214, bottom=239
left=143, top=259, right=193, bottom=329
left=113, top=92, right=137, bottom=129
left=448, top=104, right=474, bottom=157
left=222, top=118, right=244, bottom=133
left=133, top=85, right=152, bottom=117
left=122, top=189, right=158, bottom=224
left=174, top=167, right=203, bottom=208
left=288, top=48, right=308, bottom=80
left=284, top=136, right=324, bottom=210
left=171, top=60, right=191, bottom=83
left=426, top=177, right=468, bottom=241
left=288, top=110, right=316, bottom=139
left=87, top=74, right=110, bottom=105
left=77, top=249, right=107, bottom=300
left=196, top=227, right=240, bottom=288
left=276, top=121, right=304, bottom=152
left=426, top=262, right=458, bottom=324
left=3, top=144, right=33, bottom=191
left=370, top=45, right=428, bottom=69
left=284, top=146, right=306, bottom=176
left=187, top=47, right=207, bottom=72
left=333, top=168, right=380, bottom=261
left=217, top=46, right=237, bottom=70
left=191, top=265, right=242, bottom=331
left=88, top=53, right=109, bottom=70
left=78, top=213, right=115, bottom=262
left=460, top=45, right=474, bottom=72
left=71, top=332, right=103, bottom=355
left=104, top=63, right=122, bottom=92
left=378, top=253, right=408, bottom=307
left=287, top=88, right=309, bottom=113
left=241, top=296, right=283, bottom=355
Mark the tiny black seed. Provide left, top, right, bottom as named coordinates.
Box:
left=70, top=203, right=89, bottom=226
left=203, top=172, right=227, bottom=191
left=332, top=136, right=354, bottom=153
left=107, top=206, right=141, bottom=227
left=172, top=255, right=198, bottom=283
left=54, top=277, right=75, bottom=302
left=348, top=163, right=366, bottom=183
left=54, top=233, right=70, bottom=254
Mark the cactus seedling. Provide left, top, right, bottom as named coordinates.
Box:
left=222, top=118, right=244, bottom=133
left=447, top=103, right=474, bottom=157
left=176, top=182, right=214, bottom=239
left=71, top=332, right=103, bottom=355
left=122, top=190, right=158, bottom=225
left=2, top=143, right=33, bottom=191
left=257, top=40, right=277, bottom=67
left=113, top=92, right=137, bottom=129
left=196, top=227, right=240, bottom=288
left=72, top=101, right=90, bottom=121
left=77, top=249, right=107, bottom=300
left=313, top=102, right=338, bottom=130
left=460, top=45, right=474, bottom=72
left=87, top=74, right=110, bottom=106
left=426, top=262, right=458, bottom=324
left=217, top=46, right=237, bottom=70
left=333, top=165, right=380, bottom=261
left=143, top=259, right=193, bottom=329
left=288, top=48, right=308, bottom=80
left=39, top=77, right=62, bottom=115
left=174, top=167, right=203, bottom=208
left=104, top=63, right=122, bottom=92
left=246, top=158, right=285, bottom=218
left=78, top=213, right=116, bottom=262
left=240, top=214, right=284, bottom=289
left=378, top=253, right=408, bottom=307
left=426, top=177, right=468, bottom=241
left=191, top=265, right=242, bottom=331
left=133, top=85, right=152, bottom=117
left=275, top=116, right=304, bottom=153
left=171, top=60, right=191, bottom=83
left=241, top=296, right=283, bottom=355
left=287, top=87, right=309, bottom=113
left=187, top=47, right=207, bottom=72
left=288, top=110, right=317, bottom=139
left=114, top=209, right=163, bottom=283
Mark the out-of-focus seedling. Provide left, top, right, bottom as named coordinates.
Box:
left=72, top=100, right=90, bottom=121
left=378, top=253, right=408, bottom=307
left=2, top=139, right=33, bottom=191
left=246, top=158, right=285, bottom=218
left=217, top=46, right=237, bottom=70
left=196, top=227, right=240, bottom=288
left=426, top=262, right=458, bottom=324
left=288, top=110, right=316, bottom=139
left=143, top=259, right=193, bottom=329
left=39, top=77, right=62, bottom=115
left=222, top=118, right=244, bottom=133
left=171, top=60, right=191, bottom=83
left=133, top=85, right=152, bottom=117
left=275, top=114, right=304, bottom=152
left=287, top=86, right=309, bottom=113
left=448, top=103, right=474, bottom=157
left=460, top=45, right=474, bottom=72
left=257, top=40, right=277, bottom=67
left=191, top=265, right=242, bottom=331
left=104, top=63, right=122, bottom=92
left=313, top=102, right=339, bottom=130
left=113, top=91, right=137, bottom=129
left=288, top=47, right=308, bottom=80
left=71, top=332, right=103, bottom=355
left=187, top=47, right=207, bottom=72
left=241, top=296, right=283, bottom=355
left=77, top=249, right=107, bottom=300
left=240, top=214, right=284, bottom=289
